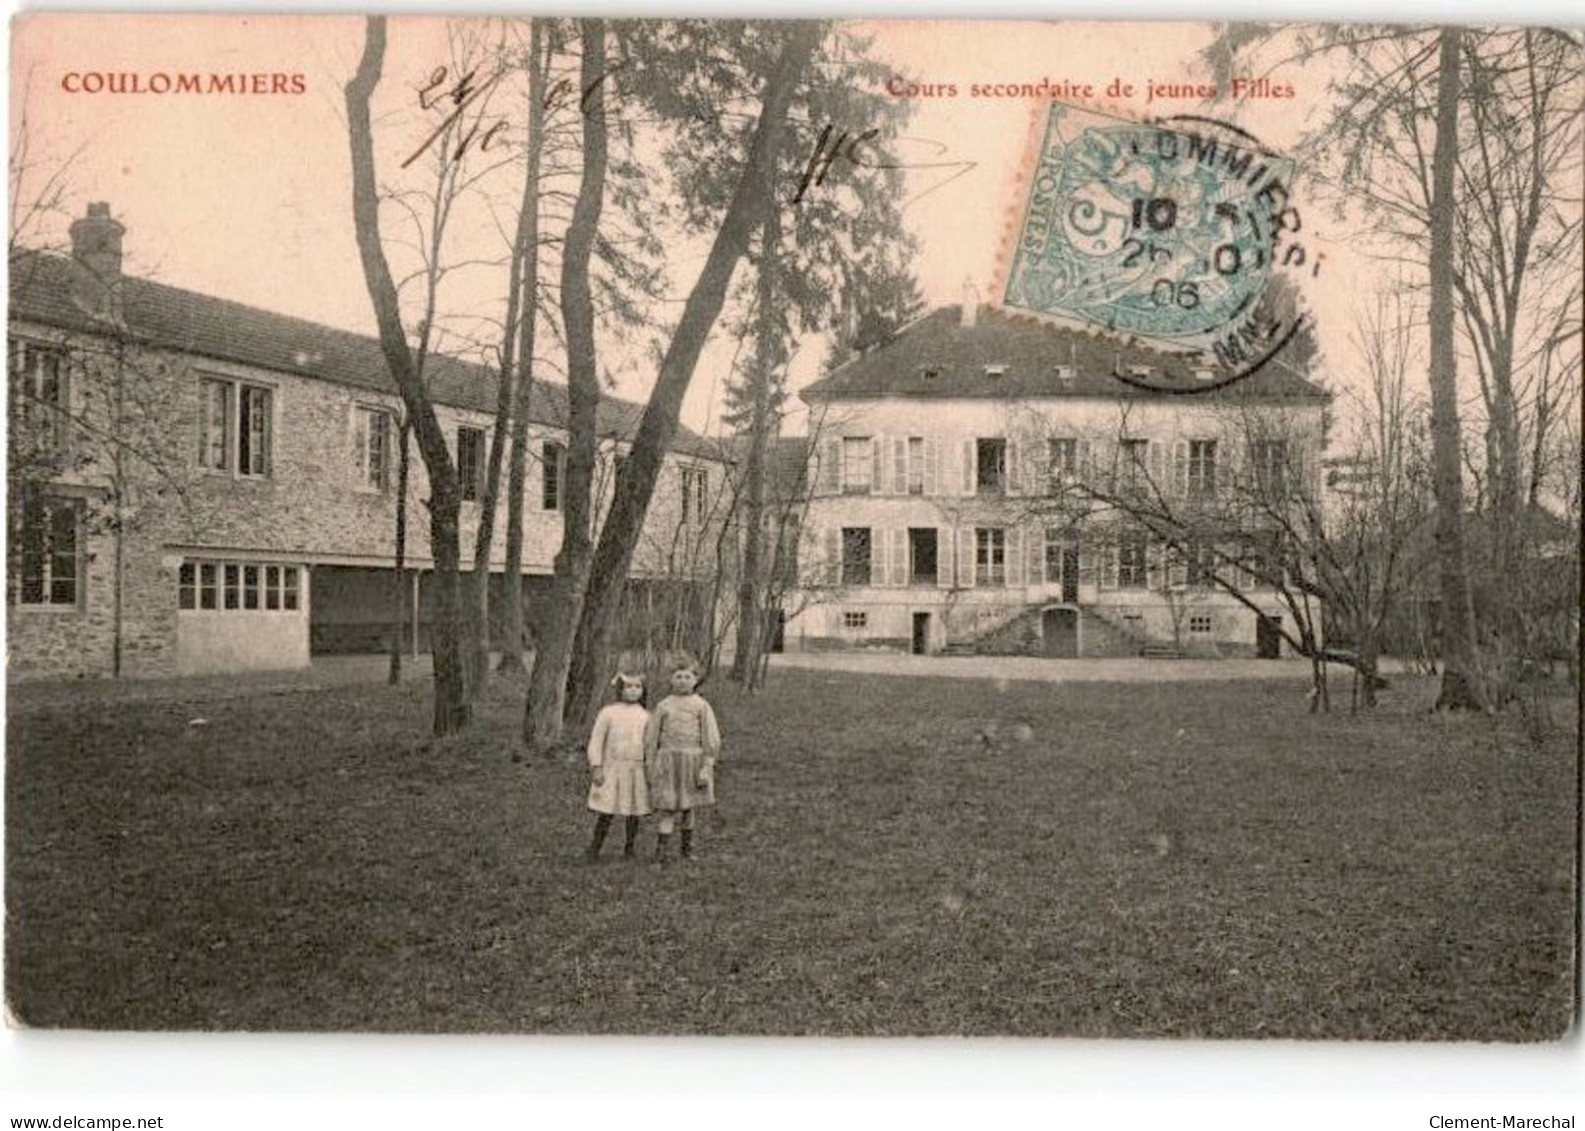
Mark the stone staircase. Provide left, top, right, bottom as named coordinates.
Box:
left=941, top=600, right=1156, bottom=659
left=1078, top=607, right=1154, bottom=658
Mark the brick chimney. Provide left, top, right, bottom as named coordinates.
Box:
left=960, top=279, right=979, bottom=328
left=68, top=201, right=125, bottom=320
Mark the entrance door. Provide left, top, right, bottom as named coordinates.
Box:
left=1042, top=607, right=1078, bottom=658
left=911, top=612, right=930, bottom=655
left=1061, top=547, right=1080, bottom=603
left=1256, top=614, right=1282, bottom=659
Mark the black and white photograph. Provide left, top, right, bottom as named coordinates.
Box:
left=3, top=8, right=1580, bottom=1117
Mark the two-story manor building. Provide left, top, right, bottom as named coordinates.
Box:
left=7, top=203, right=728, bottom=680
left=787, top=300, right=1331, bottom=659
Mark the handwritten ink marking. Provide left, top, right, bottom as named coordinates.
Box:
left=792, top=125, right=976, bottom=210
left=402, top=60, right=628, bottom=172
left=793, top=124, right=881, bottom=204
left=401, top=65, right=508, bottom=170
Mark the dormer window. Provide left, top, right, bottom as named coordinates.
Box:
left=920, top=366, right=940, bottom=381
left=1126, top=364, right=1153, bottom=378
left=984, top=364, right=1007, bottom=378
left=1053, top=364, right=1075, bottom=382
left=1193, top=368, right=1216, bottom=382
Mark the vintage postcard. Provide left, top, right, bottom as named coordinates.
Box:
left=5, top=12, right=1579, bottom=1048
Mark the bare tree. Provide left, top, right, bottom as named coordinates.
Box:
left=345, top=15, right=471, bottom=734
left=497, top=19, right=552, bottom=679
left=523, top=17, right=609, bottom=749
left=1210, top=24, right=1495, bottom=709
left=562, top=21, right=825, bottom=731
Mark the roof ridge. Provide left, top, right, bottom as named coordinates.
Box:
left=10, top=247, right=714, bottom=447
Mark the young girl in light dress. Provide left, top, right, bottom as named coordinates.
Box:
left=643, top=664, right=721, bottom=862
left=584, top=672, right=651, bottom=862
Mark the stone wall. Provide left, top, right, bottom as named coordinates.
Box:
left=6, top=322, right=733, bottom=681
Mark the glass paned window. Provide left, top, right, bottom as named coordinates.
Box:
left=239, top=385, right=272, bottom=476
left=841, top=527, right=872, bottom=586
left=842, top=437, right=873, bottom=494
left=1253, top=440, right=1287, bottom=496
left=199, top=563, right=219, bottom=610
left=9, top=341, right=69, bottom=452
left=198, top=378, right=232, bottom=470
left=977, top=439, right=1006, bottom=495
left=264, top=565, right=281, bottom=610
left=1118, top=534, right=1148, bottom=589
left=283, top=567, right=300, bottom=611
left=907, top=437, right=925, bottom=495
left=541, top=440, right=563, bottom=510
left=458, top=427, right=485, bottom=502
left=1188, top=440, right=1218, bottom=498
left=243, top=565, right=260, bottom=610
left=224, top=564, right=241, bottom=609
left=976, top=527, right=1006, bottom=586
left=1048, top=438, right=1077, bottom=487
left=1120, top=439, right=1149, bottom=490
left=357, top=407, right=392, bottom=489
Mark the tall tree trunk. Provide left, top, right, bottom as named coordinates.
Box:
left=389, top=413, right=411, bottom=684
left=731, top=207, right=781, bottom=684
left=524, top=18, right=607, bottom=750
left=465, top=53, right=548, bottom=698
left=499, top=20, right=549, bottom=680
left=346, top=14, right=471, bottom=734
left=1427, top=26, right=1487, bottom=712
left=564, top=23, right=821, bottom=729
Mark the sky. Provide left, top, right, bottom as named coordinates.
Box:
left=7, top=13, right=1391, bottom=440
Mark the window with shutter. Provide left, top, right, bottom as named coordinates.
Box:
left=457, top=426, right=486, bottom=502
left=975, top=527, right=1007, bottom=586
left=823, top=528, right=841, bottom=585
left=975, top=438, right=1007, bottom=496
left=13, top=491, right=81, bottom=607
left=1100, top=538, right=1118, bottom=589
left=541, top=440, right=564, bottom=510
left=1188, top=440, right=1218, bottom=499
left=925, top=439, right=940, bottom=496
left=961, top=440, right=974, bottom=494
left=1008, top=527, right=1024, bottom=585
left=1028, top=526, right=1044, bottom=585
left=843, top=437, right=874, bottom=494
left=937, top=525, right=952, bottom=587
left=821, top=439, right=841, bottom=496
left=1118, top=532, right=1149, bottom=589
left=842, top=527, right=873, bottom=586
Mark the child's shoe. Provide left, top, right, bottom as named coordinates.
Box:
left=679, top=829, right=694, bottom=859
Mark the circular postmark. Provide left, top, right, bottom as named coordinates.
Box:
left=997, top=102, right=1319, bottom=392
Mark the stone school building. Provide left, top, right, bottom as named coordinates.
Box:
left=7, top=204, right=728, bottom=680
left=786, top=299, right=1331, bottom=659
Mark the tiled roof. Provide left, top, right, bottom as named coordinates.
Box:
left=8, top=249, right=717, bottom=459
left=802, top=304, right=1330, bottom=403
left=709, top=433, right=811, bottom=504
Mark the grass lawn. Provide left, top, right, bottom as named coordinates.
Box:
left=5, top=666, right=1577, bottom=1038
